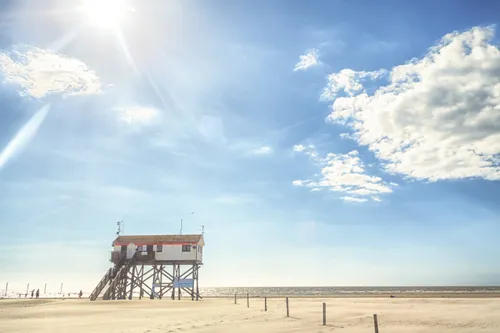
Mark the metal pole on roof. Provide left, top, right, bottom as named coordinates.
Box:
left=117, top=221, right=124, bottom=236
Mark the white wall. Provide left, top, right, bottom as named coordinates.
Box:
left=127, top=243, right=136, bottom=259
left=112, top=242, right=204, bottom=262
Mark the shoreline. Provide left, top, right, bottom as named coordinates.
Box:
left=209, top=292, right=500, bottom=299
left=3, top=292, right=500, bottom=301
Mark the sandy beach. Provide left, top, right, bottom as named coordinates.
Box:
left=1, top=296, right=499, bottom=333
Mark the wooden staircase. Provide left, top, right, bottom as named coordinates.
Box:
left=89, top=253, right=128, bottom=301
left=102, top=253, right=137, bottom=300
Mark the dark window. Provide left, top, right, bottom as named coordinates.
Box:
left=182, top=244, right=191, bottom=252
left=136, top=245, right=143, bottom=252
left=157, top=245, right=163, bottom=252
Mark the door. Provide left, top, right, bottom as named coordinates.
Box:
left=120, top=245, right=127, bottom=260
left=147, top=245, right=154, bottom=260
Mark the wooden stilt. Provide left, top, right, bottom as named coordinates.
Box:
left=323, top=303, right=326, bottom=326
left=373, top=314, right=379, bottom=333
left=92, top=253, right=203, bottom=301
left=172, top=264, right=176, bottom=300
left=195, top=264, right=200, bottom=301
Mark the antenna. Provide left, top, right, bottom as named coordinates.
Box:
left=116, top=221, right=124, bottom=236
left=180, top=211, right=195, bottom=235
left=200, top=225, right=205, bottom=236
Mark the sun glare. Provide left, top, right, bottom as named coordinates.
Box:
left=80, top=0, right=134, bottom=28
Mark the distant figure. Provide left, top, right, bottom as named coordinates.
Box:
left=30, top=290, right=34, bottom=298
left=36, top=289, right=39, bottom=299
left=390, top=295, right=396, bottom=298
left=79, top=290, right=83, bottom=298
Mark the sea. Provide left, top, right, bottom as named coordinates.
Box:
left=2, top=286, right=500, bottom=299
left=199, top=286, right=500, bottom=297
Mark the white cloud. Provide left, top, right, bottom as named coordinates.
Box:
left=321, top=68, right=387, bottom=101
left=339, top=133, right=356, bottom=140
left=116, top=106, right=160, bottom=125
left=293, top=144, right=307, bottom=152
left=371, top=196, right=382, bottom=202
left=0, top=45, right=101, bottom=98
left=251, top=146, right=272, bottom=155
left=292, top=145, right=394, bottom=201
left=324, top=26, right=500, bottom=182
left=294, top=49, right=321, bottom=71
left=293, top=144, right=320, bottom=159
left=341, top=196, right=368, bottom=203
left=292, top=180, right=305, bottom=186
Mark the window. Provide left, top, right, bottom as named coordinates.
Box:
left=136, top=245, right=144, bottom=252
left=182, top=244, right=191, bottom=252
left=198, top=246, right=202, bottom=253
left=157, top=245, right=163, bottom=252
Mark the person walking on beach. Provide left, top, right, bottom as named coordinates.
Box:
left=35, top=289, right=39, bottom=299
left=30, top=289, right=34, bottom=298
left=79, top=290, right=83, bottom=298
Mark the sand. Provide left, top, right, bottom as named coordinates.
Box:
left=1, top=297, right=499, bottom=333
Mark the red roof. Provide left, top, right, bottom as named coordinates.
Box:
left=113, top=234, right=204, bottom=246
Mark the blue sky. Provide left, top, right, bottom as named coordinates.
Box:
left=1, top=0, right=500, bottom=292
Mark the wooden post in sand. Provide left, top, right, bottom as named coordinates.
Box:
left=4, top=282, right=8, bottom=297
left=264, top=297, right=267, bottom=311
left=234, top=294, right=237, bottom=304
left=247, top=293, right=249, bottom=308
left=322, top=303, right=326, bottom=326
left=373, top=314, right=379, bottom=333
left=286, top=297, right=289, bottom=317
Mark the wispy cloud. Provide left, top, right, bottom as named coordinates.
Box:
left=293, top=48, right=321, bottom=71
left=115, top=106, right=161, bottom=126
left=0, top=45, right=101, bottom=98
left=292, top=145, right=394, bottom=202
left=341, top=196, right=368, bottom=203
left=251, top=145, right=272, bottom=155
left=324, top=26, right=500, bottom=182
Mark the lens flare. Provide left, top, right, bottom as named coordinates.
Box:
left=0, top=104, right=51, bottom=170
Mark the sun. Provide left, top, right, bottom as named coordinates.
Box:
left=79, top=0, right=134, bottom=28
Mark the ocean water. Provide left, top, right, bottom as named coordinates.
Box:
left=2, top=286, right=499, bottom=299
left=199, top=286, right=500, bottom=297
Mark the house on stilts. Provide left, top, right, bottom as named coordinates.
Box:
left=89, top=234, right=205, bottom=301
